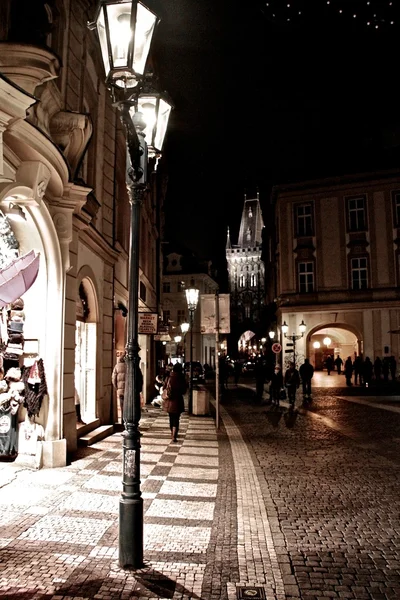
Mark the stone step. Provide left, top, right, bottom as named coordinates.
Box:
left=78, top=425, right=114, bottom=446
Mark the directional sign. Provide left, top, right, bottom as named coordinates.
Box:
left=285, top=349, right=294, bottom=353
left=271, top=343, right=282, bottom=354
left=286, top=342, right=294, bottom=347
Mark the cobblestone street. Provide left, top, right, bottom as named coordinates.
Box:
left=0, top=383, right=399, bottom=599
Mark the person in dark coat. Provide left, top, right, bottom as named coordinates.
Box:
left=284, top=362, right=300, bottom=406
left=299, top=358, right=314, bottom=398
left=325, top=355, right=334, bottom=375
left=373, top=357, right=382, bottom=383
left=344, top=356, right=353, bottom=386
left=353, top=355, right=363, bottom=385
left=162, top=363, right=187, bottom=442
left=334, top=355, right=343, bottom=375
left=269, top=365, right=283, bottom=405
left=389, top=356, right=397, bottom=381
left=363, top=357, right=373, bottom=387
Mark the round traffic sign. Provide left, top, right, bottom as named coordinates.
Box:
left=271, top=342, right=282, bottom=354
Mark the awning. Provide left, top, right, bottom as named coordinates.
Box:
left=0, top=250, right=40, bottom=308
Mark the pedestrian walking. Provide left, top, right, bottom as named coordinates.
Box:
left=269, top=365, right=283, bottom=405
left=299, top=358, right=314, bottom=399
left=344, top=356, right=353, bottom=386
left=373, top=357, right=382, bottom=383
left=325, top=354, right=334, bottom=375
left=389, top=356, right=397, bottom=381
left=334, top=355, right=343, bottom=374
left=284, top=361, right=300, bottom=407
left=353, top=355, right=363, bottom=385
left=162, top=362, right=186, bottom=442
left=112, top=353, right=143, bottom=425
left=363, top=356, right=373, bottom=387
left=382, top=357, right=390, bottom=383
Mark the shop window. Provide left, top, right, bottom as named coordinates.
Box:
left=347, top=196, right=367, bottom=232
left=298, top=262, right=314, bottom=293
left=163, top=282, right=171, bottom=293
left=351, top=257, right=368, bottom=289
left=392, top=191, right=400, bottom=227
left=295, top=203, right=314, bottom=237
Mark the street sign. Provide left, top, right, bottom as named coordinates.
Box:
left=271, top=343, right=282, bottom=354
left=284, top=349, right=294, bottom=353
left=286, top=342, right=294, bottom=347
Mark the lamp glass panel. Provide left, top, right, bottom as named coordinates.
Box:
left=299, top=321, right=306, bottom=333
left=154, top=98, right=172, bottom=151
left=133, top=3, right=157, bottom=75
left=281, top=323, right=288, bottom=334
left=97, top=8, right=111, bottom=76
left=185, top=287, right=199, bottom=311
left=268, top=331, right=275, bottom=339
left=106, top=2, right=132, bottom=68
left=313, top=341, right=321, bottom=349
left=137, top=95, right=157, bottom=145
left=180, top=322, right=189, bottom=334
left=323, top=337, right=331, bottom=346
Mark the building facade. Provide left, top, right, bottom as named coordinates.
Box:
left=272, top=169, right=400, bottom=369
left=161, top=251, right=218, bottom=368
left=226, top=193, right=266, bottom=355
left=0, top=0, right=164, bottom=466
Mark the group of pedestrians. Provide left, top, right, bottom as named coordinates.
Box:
left=269, top=358, right=314, bottom=407
left=342, top=354, right=397, bottom=387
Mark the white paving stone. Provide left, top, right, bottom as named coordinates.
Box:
left=169, top=466, right=218, bottom=480
left=159, top=480, right=217, bottom=497
left=144, top=523, right=211, bottom=553
left=18, top=515, right=113, bottom=545
left=146, top=498, right=215, bottom=520
left=83, top=475, right=122, bottom=492
left=59, top=491, right=118, bottom=513
left=175, top=454, right=219, bottom=467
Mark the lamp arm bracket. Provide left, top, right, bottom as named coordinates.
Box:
left=120, top=103, right=145, bottom=185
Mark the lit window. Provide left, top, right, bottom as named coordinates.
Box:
left=351, top=257, right=368, bottom=289
left=295, top=203, right=313, bottom=237
left=347, top=196, right=367, bottom=232
left=250, top=272, right=257, bottom=287
left=163, top=282, right=170, bottom=293
left=239, top=274, right=246, bottom=288
left=298, top=262, right=314, bottom=293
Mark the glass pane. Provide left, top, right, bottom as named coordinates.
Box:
left=154, top=98, right=172, bottom=151
left=97, top=8, right=110, bottom=76
left=133, top=3, right=157, bottom=75
left=137, top=95, right=157, bottom=145
left=107, top=2, right=132, bottom=68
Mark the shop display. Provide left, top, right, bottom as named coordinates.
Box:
left=0, top=297, right=48, bottom=461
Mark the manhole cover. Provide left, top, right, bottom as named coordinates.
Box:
left=236, top=586, right=266, bottom=599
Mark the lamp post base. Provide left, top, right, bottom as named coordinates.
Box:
left=119, top=496, right=144, bottom=568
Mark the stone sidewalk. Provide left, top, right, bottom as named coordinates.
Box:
left=0, top=400, right=287, bottom=600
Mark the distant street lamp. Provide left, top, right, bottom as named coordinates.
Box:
left=89, top=0, right=171, bottom=570
left=185, top=279, right=199, bottom=414
left=268, top=330, right=275, bottom=340
left=281, top=320, right=307, bottom=364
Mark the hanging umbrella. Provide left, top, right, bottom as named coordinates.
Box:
left=0, top=250, right=40, bottom=308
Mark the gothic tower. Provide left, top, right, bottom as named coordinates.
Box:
left=226, top=192, right=265, bottom=352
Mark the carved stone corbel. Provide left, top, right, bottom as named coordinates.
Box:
left=15, top=161, right=52, bottom=206
left=50, top=111, right=93, bottom=178
left=49, top=206, right=74, bottom=273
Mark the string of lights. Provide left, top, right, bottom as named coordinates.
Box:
left=261, top=1, right=398, bottom=29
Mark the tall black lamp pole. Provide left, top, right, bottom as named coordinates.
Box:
left=89, top=0, right=171, bottom=569
left=281, top=320, right=307, bottom=365
left=185, top=280, right=199, bottom=414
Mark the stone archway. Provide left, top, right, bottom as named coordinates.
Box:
left=307, top=323, right=361, bottom=373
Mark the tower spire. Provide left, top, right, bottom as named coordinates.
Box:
left=226, top=226, right=231, bottom=249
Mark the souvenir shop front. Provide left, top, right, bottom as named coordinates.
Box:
left=0, top=194, right=66, bottom=468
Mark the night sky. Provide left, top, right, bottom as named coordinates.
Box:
left=151, top=0, right=400, bottom=278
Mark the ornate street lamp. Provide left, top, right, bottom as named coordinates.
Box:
left=281, top=320, right=307, bottom=364
left=89, top=0, right=171, bottom=570
left=185, top=279, right=199, bottom=414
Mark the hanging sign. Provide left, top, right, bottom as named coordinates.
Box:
left=200, top=294, right=230, bottom=334
left=138, top=312, right=158, bottom=334
left=271, top=343, right=282, bottom=354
